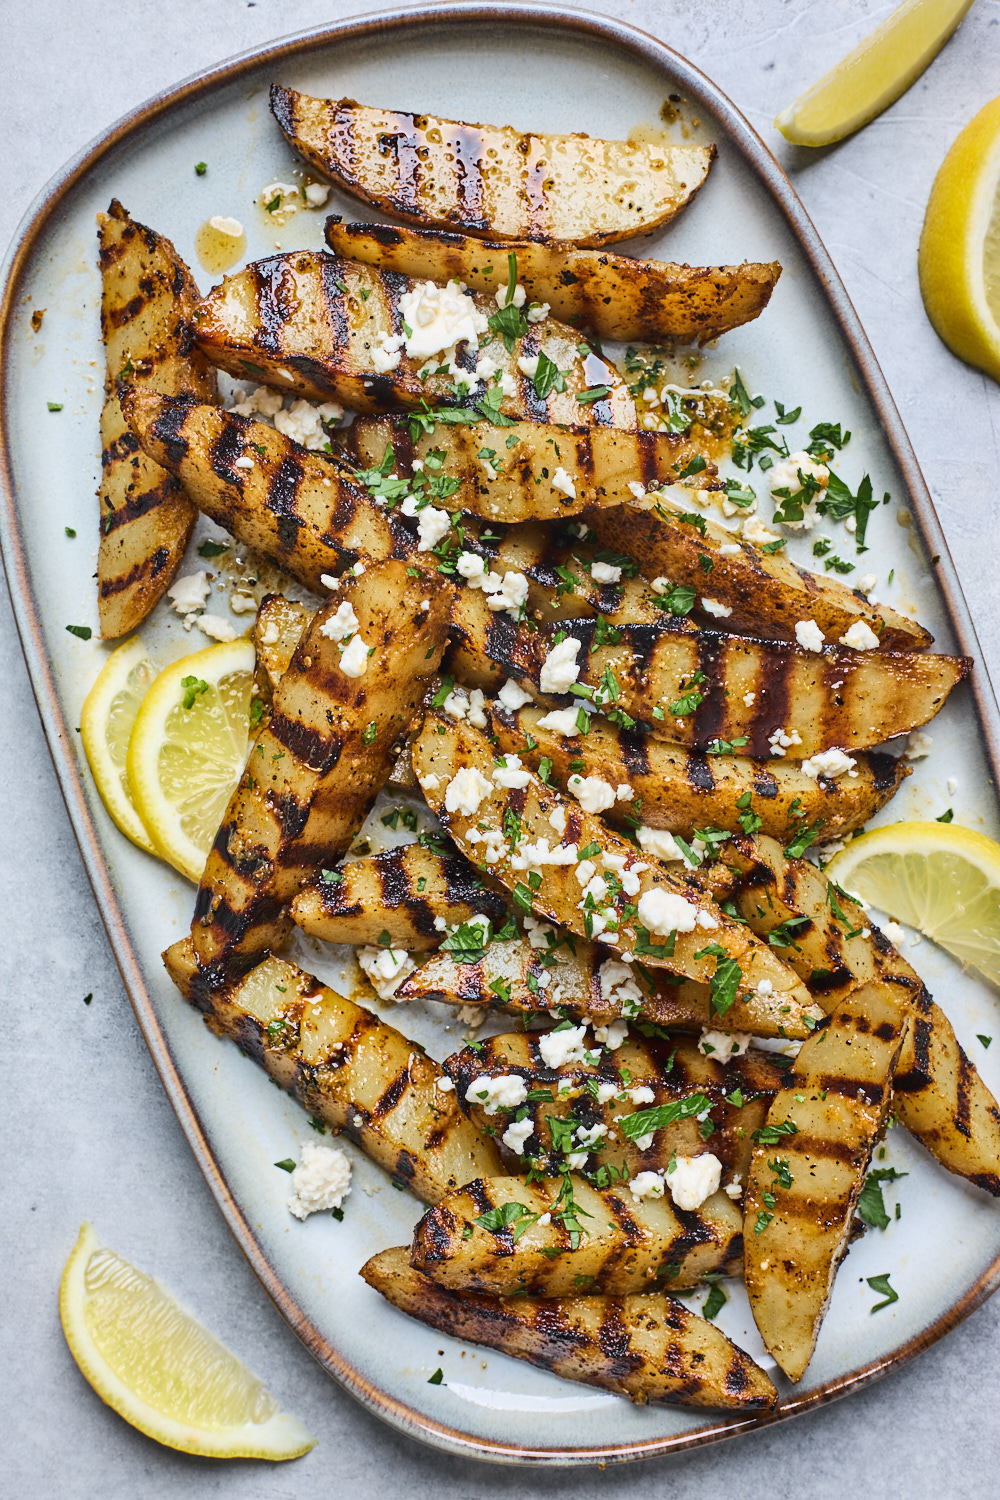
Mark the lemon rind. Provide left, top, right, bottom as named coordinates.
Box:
left=80, top=637, right=158, bottom=856
left=59, top=1224, right=316, bottom=1460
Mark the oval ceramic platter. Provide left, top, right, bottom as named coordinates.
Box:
left=3, top=2, right=1000, bottom=1467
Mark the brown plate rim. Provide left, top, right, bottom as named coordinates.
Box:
left=2, top=1, right=999, bottom=1467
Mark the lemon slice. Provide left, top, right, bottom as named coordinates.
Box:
left=774, top=0, right=975, bottom=147
left=126, top=638, right=255, bottom=883
left=80, top=637, right=158, bottom=855
left=919, top=94, right=1000, bottom=383
left=826, top=820, right=1000, bottom=985
left=60, top=1223, right=314, bottom=1459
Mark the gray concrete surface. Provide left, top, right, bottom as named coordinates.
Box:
left=4, top=1, right=1000, bottom=1495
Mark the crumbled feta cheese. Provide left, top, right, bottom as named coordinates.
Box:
left=598, top=957, right=644, bottom=1016
left=516, top=354, right=539, bottom=378
left=357, top=945, right=416, bottom=999
left=701, top=598, right=732, bottom=619
left=590, top=560, right=622, bottom=585
left=769, top=452, right=829, bottom=530
left=574, top=859, right=597, bottom=887
left=795, top=619, right=826, bottom=653
left=420, top=774, right=440, bottom=791
left=495, top=281, right=527, bottom=310
left=593, top=1018, right=629, bottom=1050
left=551, top=467, right=576, bottom=500
left=743, top=691, right=756, bottom=707
left=636, top=826, right=685, bottom=863
left=719, top=543, right=742, bottom=556
left=547, top=805, right=567, bottom=836
left=724, top=1175, right=743, bottom=1201
left=231, top=384, right=283, bottom=419
left=567, top=774, right=616, bottom=814
left=494, top=753, right=532, bottom=789
left=465, top=1073, right=528, bottom=1115
left=742, top=517, right=781, bottom=548
left=858, top=573, right=877, bottom=594
left=800, top=748, right=857, bottom=780
left=484, top=571, right=528, bottom=617
left=197, top=613, right=238, bottom=642
left=287, top=1141, right=352, bottom=1220
left=699, top=1029, right=751, bottom=1058
left=305, top=181, right=330, bottom=207
left=502, top=1116, right=536, bottom=1154
left=767, top=726, right=802, bottom=757
left=456, top=550, right=488, bottom=583
left=629, top=1170, right=666, bottom=1202
left=883, top=919, right=907, bottom=945
left=319, top=600, right=359, bottom=642
left=667, top=1153, right=722, bottom=1210
left=260, top=621, right=279, bottom=646
left=274, top=398, right=343, bottom=450
left=398, top=279, right=489, bottom=362
left=947, top=776, right=959, bottom=795
left=233, top=455, right=254, bottom=470
left=209, top=215, right=243, bottom=237
left=536, top=707, right=584, bottom=736
left=338, top=633, right=369, bottom=678
left=167, top=570, right=212, bottom=614
left=839, top=620, right=880, bottom=651
left=574, top=1122, right=608, bottom=1151
left=906, top=731, right=933, bottom=759
left=524, top=915, right=556, bottom=949
left=525, top=302, right=550, bottom=323
left=319, top=574, right=339, bottom=591
left=540, top=636, right=582, bottom=694
left=370, top=332, right=403, bottom=373
left=435, top=1074, right=454, bottom=1092
left=445, top=766, right=494, bottom=817
left=637, top=887, right=700, bottom=935
left=405, top=502, right=451, bottom=552
left=538, top=1025, right=590, bottom=1068
left=628, top=481, right=647, bottom=500
left=230, top=593, right=258, bottom=616
left=497, top=678, right=533, bottom=711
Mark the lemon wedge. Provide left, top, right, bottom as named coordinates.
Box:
left=774, top=0, right=975, bottom=147
left=919, top=94, right=1000, bottom=383
left=80, top=636, right=158, bottom=855
left=60, top=1223, right=314, bottom=1459
left=126, top=638, right=255, bottom=883
left=826, top=820, right=1000, bottom=985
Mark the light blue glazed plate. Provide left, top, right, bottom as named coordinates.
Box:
left=3, top=3, right=1000, bottom=1466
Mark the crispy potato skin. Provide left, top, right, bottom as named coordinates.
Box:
left=164, top=943, right=502, bottom=1201
left=721, top=834, right=1000, bottom=1195
left=273, top=87, right=715, bottom=247
left=122, top=390, right=413, bottom=591
left=191, top=251, right=634, bottom=424
left=413, top=711, right=812, bottom=1002
left=411, top=1174, right=744, bottom=1297
left=491, top=704, right=909, bottom=844
left=291, top=843, right=508, bottom=949
left=446, top=1032, right=783, bottom=1188
left=451, top=611, right=969, bottom=758
left=398, top=933, right=823, bottom=1039
left=346, top=416, right=705, bottom=523
left=586, top=494, right=933, bottom=652
left=362, top=1248, right=777, bottom=1409
left=192, top=561, right=451, bottom=970
left=743, top=981, right=907, bottom=1380
left=326, top=222, right=781, bottom=344
left=97, top=201, right=217, bottom=636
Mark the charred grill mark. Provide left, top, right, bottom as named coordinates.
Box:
left=749, top=643, right=794, bottom=758
left=419, top=1204, right=458, bottom=1262
left=620, top=729, right=651, bottom=780
left=786, top=1133, right=864, bottom=1166
left=102, top=429, right=141, bottom=464
left=267, top=456, right=306, bottom=553
left=148, top=394, right=195, bottom=462
left=392, top=1149, right=418, bottom=1184
left=268, top=712, right=344, bottom=774
left=442, top=855, right=505, bottom=920
left=451, top=124, right=488, bottom=230
left=815, top=1076, right=886, bottom=1105
left=98, top=558, right=153, bottom=598
left=373, top=1066, right=410, bottom=1119
left=318, top=254, right=350, bottom=353
left=100, top=473, right=183, bottom=534
left=666, top=1206, right=717, bottom=1254
left=107, top=291, right=152, bottom=329
left=269, top=789, right=311, bottom=843
left=685, top=750, right=715, bottom=794
left=870, top=752, right=902, bottom=793
left=211, top=419, right=247, bottom=487
left=690, top=633, right=730, bottom=748
left=466, top=1179, right=495, bottom=1217
left=955, top=1044, right=974, bottom=1140
left=752, top=767, right=779, bottom=799
left=596, top=1305, right=642, bottom=1371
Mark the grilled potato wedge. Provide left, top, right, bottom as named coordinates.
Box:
left=446, top=1031, right=784, bottom=1189
left=345, top=415, right=711, bottom=523
left=719, top=833, right=1000, bottom=1195
left=193, top=561, right=451, bottom=970
left=164, top=943, right=502, bottom=1201
left=491, top=704, right=909, bottom=843
left=253, top=594, right=313, bottom=710
left=413, top=711, right=814, bottom=1006
left=122, top=390, right=412, bottom=591
left=362, top=1247, right=777, bottom=1409
left=410, top=1174, right=743, bottom=1297
left=272, top=87, right=715, bottom=247
left=452, top=610, right=969, bottom=757
left=97, top=201, right=217, bottom=636
left=586, top=492, right=933, bottom=651
left=192, top=252, right=634, bottom=424
left=477, top=521, right=666, bottom=625
left=326, top=222, right=781, bottom=344
left=291, top=843, right=508, bottom=950
left=398, top=933, right=824, bottom=1040
left=743, top=980, right=908, bottom=1380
